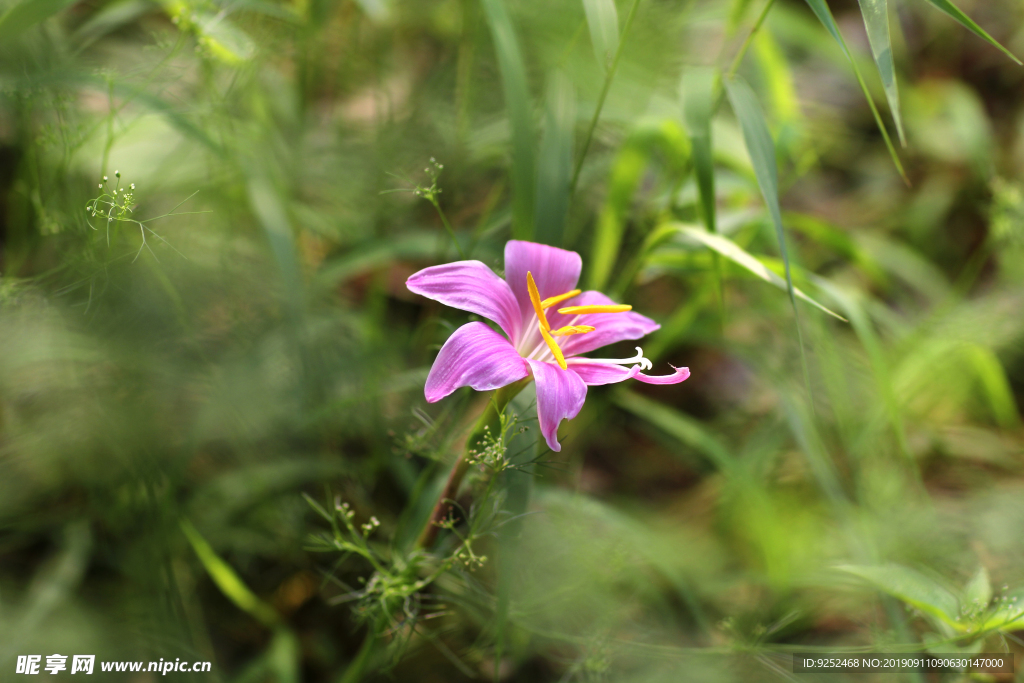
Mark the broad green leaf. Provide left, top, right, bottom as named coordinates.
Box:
left=165, top=0, right=255, bottom=63
left=920, top=0, right=1021, bottom=65
left=980, top=590, right=1024, bottom=633
left=481, top=0, right=536, bottom=240
left=534, top=71, right=575, bottom=247
left=680, top=67, right=717, bottom=236
left=963, top=344, right=1021, bottom=430
left=581, top=0, right=619, bottom=72
left=802, top=0, right=906, bottom=179
left=837, top=564, right=961, bottom=628
left=856, top=0, right=905, bottom=145
left=963, top=566, right=992, bottom=609
left=670, top=223, right=846, bottom=321
left=181, top=519, right=281, bottom=627
left=0, top=0, right=77, bottom=40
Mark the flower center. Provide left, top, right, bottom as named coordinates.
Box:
left=525, top=271, right=639, bottom=370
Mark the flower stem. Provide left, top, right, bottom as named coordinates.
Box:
left=415, top=379, right=529, bottom=549
left=429, top=196, right=467, bottom=260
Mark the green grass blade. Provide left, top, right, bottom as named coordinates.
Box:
left=803, top=0, right=907, bottom=180
left=0, top=0, right=77, bottom=40
left=672, top=222, right=847, bottom=321
left=681, top=68, right=717, bottom=236
left=246, top=176, right=305, bottom=313
left=812, top=280, right=917, bottom=476
left=613, top=389, right=736, bottom=473
left=681, top=66, right=725, bottom=326
left=481, top=0, right=536, bottom=240
left=856, top=0, right=905, bottom=145
left=581, top=0, right=619, bottom=73
left=589, top=143, right=648, bottom=290
left=920, top=0, right=1021, bottom=65
left=963, top=344, right=1021, bottom=430
left=534, top=71, right=575, bottom=247
left=181, top=519, right=281, bottom=628
left=723, top=77, right=792, bottom=293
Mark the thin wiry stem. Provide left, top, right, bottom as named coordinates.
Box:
left=568, top=0, right=643, bottom=197
left=428, top=197, right=467, bottom=260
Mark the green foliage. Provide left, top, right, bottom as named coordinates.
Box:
left=2, top=0, right=1024, bottom=681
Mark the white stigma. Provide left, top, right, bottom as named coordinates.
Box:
left=568, top=346, right=652, bottom=371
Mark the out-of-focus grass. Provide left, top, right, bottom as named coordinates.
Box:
left=1, top=0, right=1024, bottom=681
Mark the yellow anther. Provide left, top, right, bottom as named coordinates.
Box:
left=539, top=325, right=567, bottom=370
left=551, top=325, right=596, bottom=336
left=541, top=289, right=581, bottom=309
left=557, top=304, right=632, bottom=315
left=526, top=272, right=550, bottom=331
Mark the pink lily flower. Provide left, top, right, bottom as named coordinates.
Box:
left=406, top=240, right=690, bottom=452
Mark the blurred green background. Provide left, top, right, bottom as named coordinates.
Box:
left=2, top=0, right=1024, bottom=680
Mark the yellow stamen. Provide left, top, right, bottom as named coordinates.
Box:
left=551, top=325, right=596, bottom=336
left=557, top=304, right=632, bottom=315
left=526, top=271, right=550, bottom=331
left=541, top=289, right=581, bottom=309
left=539, top=325, right=567, bottom=369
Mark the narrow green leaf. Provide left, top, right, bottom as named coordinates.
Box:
left=534, top=71, right=575, bottom=247
left=481, top=0, right=536, bottom=240
left=613, top=389, right=736, bottom=473
left=724, top=69, right=842, bottom=398
left=589, top=119, right=691, bottom=291
left=724, top=76, right=803, bottom=313
left=589, top=145, right=647, bottom=291
left=0, top=0, right=77, bottom=40
left=920, top=0, right=1021, bottom=65
left=680, top=67, right=717, bottom=235
left=581, top=0, right=619, bottom=72
left=803, top=0, right=907, bottom=179
left=963, top=344, right=1021, bottom=430
left=753, top=30, right=801, bottom=125
left=837, top=564, right=962, bottom=628
left=813, top=280, right=916, bottom=472
left=857, top=0, right=905, bottom=145
left=671, top=223, right=847, bottom=321
left=247, top=176, right=305, bottom=313
left=181, top=519, right=280, bottom=628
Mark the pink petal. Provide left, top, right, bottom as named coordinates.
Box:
left=407, top=261, right=522, bottom=342
left=566, top=361, right=640, bottom=386
left=425, top=322, right=530, bottom=403
left=526, top=359, right=587, bottom=453
left=504, top=241, right=582, bottom=331
left=634, top=365, right=691, bottom=385
left=552, top=291, right=660, bottom=357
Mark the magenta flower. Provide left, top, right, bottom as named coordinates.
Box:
left=406, top=240, right=690, bottom=452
